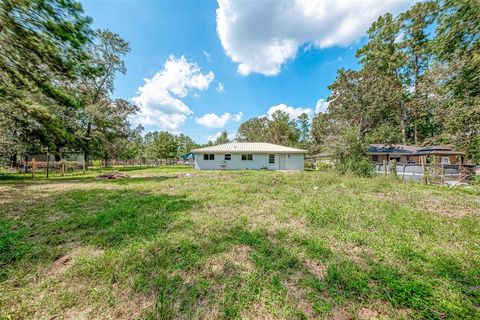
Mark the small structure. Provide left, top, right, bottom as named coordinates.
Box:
left=368, top=144, right=464, bottom=165
left=179, top=152, right=195, bottom=164
left=192, top=142, right=306, bottom=170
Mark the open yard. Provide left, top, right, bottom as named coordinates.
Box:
left=1, top=167, right=479, bottom=319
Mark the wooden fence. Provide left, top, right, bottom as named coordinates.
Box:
left=3, top=158, right=187, bottom=178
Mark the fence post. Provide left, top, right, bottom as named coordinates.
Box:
left=46, top=149, right=50, bottom=179
left=389, top=159, right=397, bottom=176
left=421, top=156, right=427, bottom=185
left=31, top=158, right=36, bottom=179
left=60, top=159, right=66, bottom=176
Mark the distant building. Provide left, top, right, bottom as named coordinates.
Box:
left=368, top=144, right=464, bottom=165
left=179, top=152, right=195, bottom=163
left=192, top=142, right=306, bottom=170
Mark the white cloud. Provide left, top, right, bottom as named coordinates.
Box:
left=265, top=99, right=329, bottom=120
left=203, top=51, right=211, bottom=62
left=207, top=130, right=235, bottom=142
left=132, top=55, right=214, bottom=130
left=315, top=98, right=329, bottom=114
left=216, top=0, right=414, bottom=76
left=196, top=112, right=243, bottom=128
left=267, top=104, right=312, bottom=120
left=216, top=82, right=225, bottom=93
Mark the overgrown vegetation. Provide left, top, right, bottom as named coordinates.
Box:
left=235, top=0, right=479, bottom=164
left=1, top=0, right=478, bottom=168
left=1, top=167, right=479, bottom=319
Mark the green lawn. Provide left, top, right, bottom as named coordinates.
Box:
left=1, top=167, right=479, bottom=319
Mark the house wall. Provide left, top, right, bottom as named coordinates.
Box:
left=194, top=153, right=304, bottom=170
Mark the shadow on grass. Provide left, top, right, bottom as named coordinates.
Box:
left=0, top=174, right=177, bottom=190
left=0, top=188, right=196, bottom=271
left=0, top=165, right=191, bottom=183
left=2, top=181, right=478, bottom=319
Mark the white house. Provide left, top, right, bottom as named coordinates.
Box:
left=192, top=142, right=306, bottom=170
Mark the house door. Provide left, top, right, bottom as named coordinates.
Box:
left=279, top=154, right=286, bottom=170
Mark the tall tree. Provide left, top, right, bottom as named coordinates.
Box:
left=92, top=99, right=140, bottom=162
left=176, top=134, right=199, bottom=156
left=78, top=29, right=130, bottom=163
left=399, top=1, right=438, bottom=144
left=296, top=113, right=310, bottom=149
left=0, top=0, right=93, bottom=158
left=0, top=0, right=92, bottom=106
left=145, top=131, right=179, bottom=162
left=265, top=110, right=300, bottom=146
left=236, top=117, right=268, bottom=142
left=311, top=112, right=332, bottom=151
left=356, top=13, right=407, bottom=143
left=214, top=130, right=230, bottom=145
left=434, top=0, right=480, bottom=162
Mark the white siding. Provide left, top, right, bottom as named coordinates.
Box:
left=194, top=153, right=304, bottom=170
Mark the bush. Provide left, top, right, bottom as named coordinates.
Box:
left=315, top=161, right=333, bottom=171
left=336, top=157, right=373, bottom=177
left=330, top=128, right=372, bottom=177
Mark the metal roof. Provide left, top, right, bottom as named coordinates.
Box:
left=369, top=144, right=420, bottom=154
left=192, top=142, right=307, bottom=154
left=368, top=144, right=463, bottom=155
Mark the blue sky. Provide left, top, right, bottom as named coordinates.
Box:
left=81, top=0, right=414, bottom=143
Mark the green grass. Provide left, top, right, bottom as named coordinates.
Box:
left=0, top=167, right=479, bottom=319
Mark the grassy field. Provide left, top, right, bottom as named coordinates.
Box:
left=0, top=166, right=479, bottom=319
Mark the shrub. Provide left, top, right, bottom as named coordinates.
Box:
left=315, top=161, right=333, bottom=171
left=330, top=128, right=372, bottom=177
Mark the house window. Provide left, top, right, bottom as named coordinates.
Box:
left=372, top=155, right=379, bottom=162
left=441, top=157, right=450, bottom=164
left=241, top=154, right=253, bottom=160
left=225, top=154, right=231, bottom=161
left=269, top=154, right=275, bottom=164
left=203, top=154, right=214, bottom=160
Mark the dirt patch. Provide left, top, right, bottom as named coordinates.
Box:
left=46, top=247, right=104, bottom=277
left=303, top=258, right=326, bottom=280
left=343, top=244, right=373, bottom=265
left=358, top=307, right=379, bottom=320
left=46, top=250, right=78, bottom=276
left=96, top=172, right=130, bottom=179
left=370, top=192, right=479, bottom=217
left=62, top=287, right=153, bottom=320
left=421, top=197, right=479, bottom=217
left=283, top=272, right=316, bottom=318
left=331, top=306, right=353, bottom=320
left=109, top=288, right=154, bottom=320
left=206, top=244, right=254, bottom=276
left=355, top=300, right=413, bottom=320
left=240, top=302, right=278, bottom=320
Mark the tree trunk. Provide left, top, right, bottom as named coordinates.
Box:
left=104, top=152, right=108, bottom=168
left=400, top=102, right=407, bottom=144
left=413, top=54, right=420, bottom=145
left=10, top=154, right=17, bottom=167
left=84, top=121, right=92, bottom=168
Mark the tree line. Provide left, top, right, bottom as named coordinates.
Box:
left=0, top=0, right=204, bottom=165
left=234, top=0, right=479, bottom=164
left=1, top=0, right=478, bottom=167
